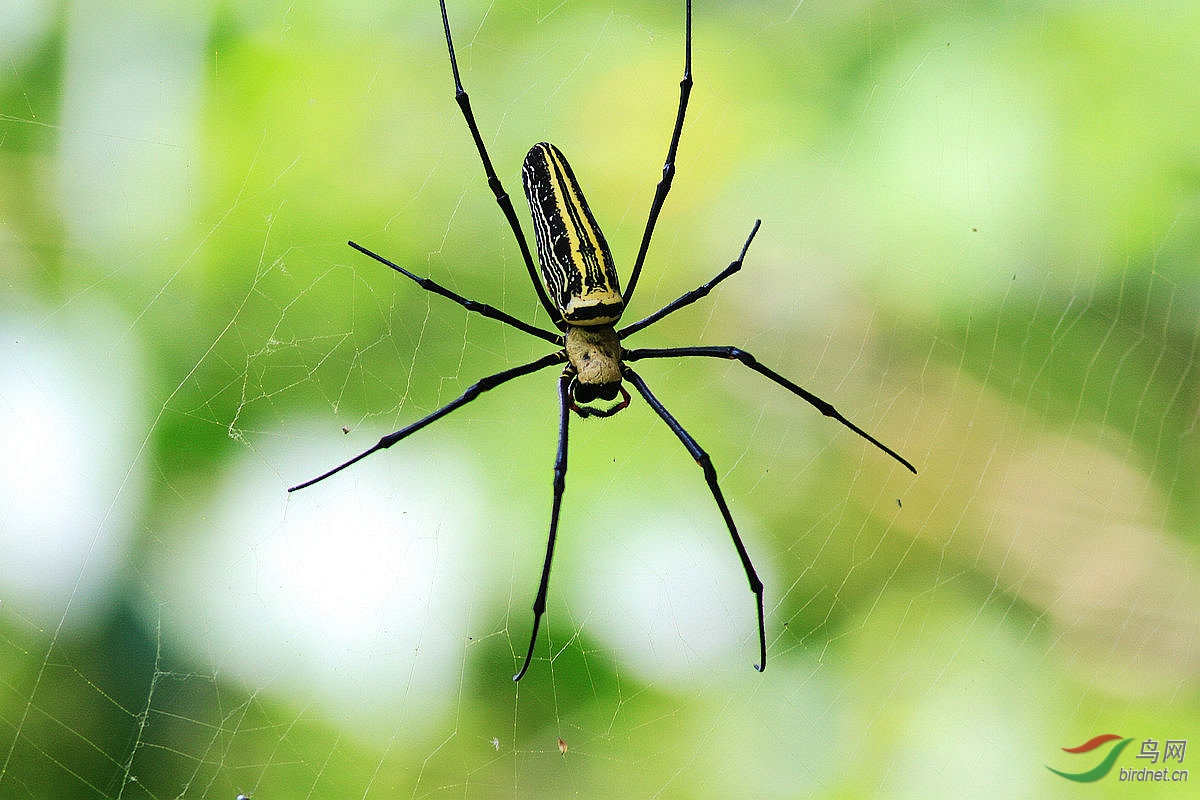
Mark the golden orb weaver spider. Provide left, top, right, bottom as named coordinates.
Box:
left=289, top=0, right=917, bottom=681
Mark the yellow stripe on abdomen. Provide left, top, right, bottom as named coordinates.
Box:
left=522, top=142, right=624, bottom=325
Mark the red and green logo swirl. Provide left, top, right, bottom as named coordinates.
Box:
left=1046, top=734, right=1134, bottom=782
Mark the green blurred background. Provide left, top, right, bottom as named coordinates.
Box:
left=2, top=0, right=1197, bottom=797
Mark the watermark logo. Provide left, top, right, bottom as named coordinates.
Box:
left=1046, top=734, right=1188, bottom=783
left=1047, top=734, right=1134, bottom=782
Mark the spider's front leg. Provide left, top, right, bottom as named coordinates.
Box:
left=626, top=346, right=916, bottom=474
left=288, top=352, right=566, bottom=493
left=514, top=374, right=574, bottom=681
left=623, top=367, right=768, bottom=673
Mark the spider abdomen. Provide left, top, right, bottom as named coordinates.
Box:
left=522, top=142, right=624, bottom=326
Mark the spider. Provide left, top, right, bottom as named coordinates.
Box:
left=290, top=0, right=916, bottom=681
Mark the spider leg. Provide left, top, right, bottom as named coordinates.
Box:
left=623, top=366, right=767, bottom=673
left=514, top=373, right=573, bottom=681
left=288, top=351, right=565, bottom=492
left=625, top=346, right=917, bottom=474
left=619, top=220, right=760, bottom=339
left=622, top=0, right=693, bottom=306
left=438, top=0, right=561, bottom=327
left=348, top=241, right=560, bottom=345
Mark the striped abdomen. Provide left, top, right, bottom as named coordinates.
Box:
left=522, top=142, right=624, bottom=326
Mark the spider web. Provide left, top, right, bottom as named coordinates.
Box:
left=2, top=1, right=1198, bottom=798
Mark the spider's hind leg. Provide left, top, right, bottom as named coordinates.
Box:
left=437, top=0, right=561, bottom=326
